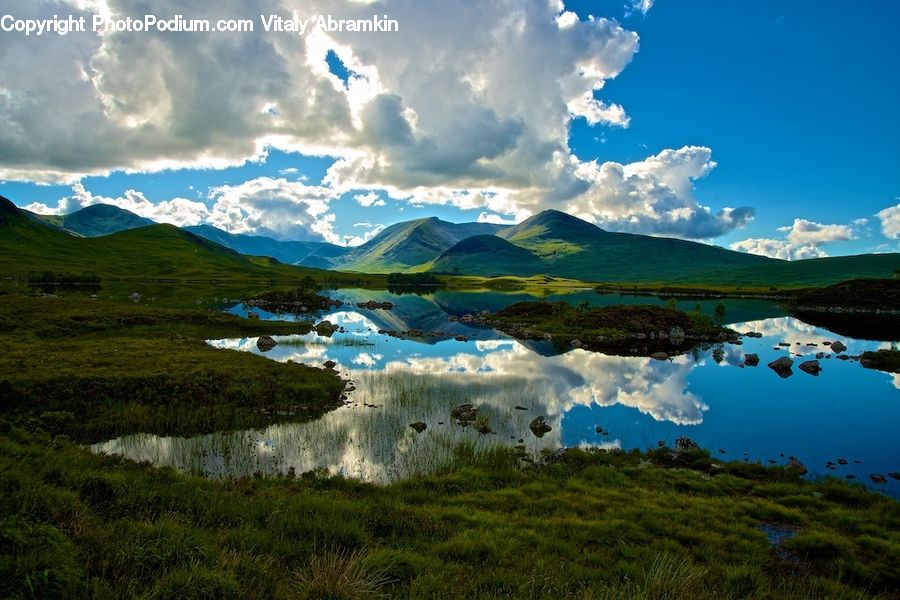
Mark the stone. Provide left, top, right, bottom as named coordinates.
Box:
left=675, top=436, right=699, bottom=451
left=767, top=356, right=794, bottom=378
left=870, top=474, right=887, bottom=484
left=529, top=416, right=552, bottom=438
left=798, top=360, right=822, bottom=376
left=514, top=406, right=528, bottom=411
left=830, top=341, right=847, bottom=353
left=650, top=352, right=669, bottom=361
left=315, top=321, right=337, bottom=337
left=570, top=339, right=583, bottom=349
left=454, top=335, right=468, bottom=342
left=888, top=472, right=900, bottom=481
left=129, top=292, right=141, bottom=303
left=409, top=422, right=427, bottom=433
left=669, top=326, right=685, bottom=343
left=256, top=335, right=277, bottom=352
left=786, top=459, right=808, bottom=475
left=323, top=360, right=337, bottom=370
left=743, top=353, right=760, bottom=367
left=451, top=403, right=478, bottom=424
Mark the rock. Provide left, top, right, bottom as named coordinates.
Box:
left=409, top=422, right=427, bottom=433
left=448, top=315, right=458, bottom=322
left=408, top=329, right=424, bottom=337
left=837, top=458, right=848, bottom=465
left=454, top=335, right=468, bottom=342
left=836, top=354, right=850, bottom=361
left=815, top=352, right=824, bottom=359
left=778, top=342, right=791, bottom=347
left=129, top=292, right=141, bottom=303
left=718, top=448, right=726, bottom=454
left=767, top=356, right=794, bottom=378
left=870, top=474, right=887, bottom=484
left=830, top=341, right=847, bottom=353
left=529, top=416, right=552, bottom=438
left=669, top=326, right=685, bottom=343
left=451, top=403, right=478, bottom=425
left=323, top=360, right=337, bottom=370
left=315, top=321, right=337, bottom=337
left=888, top=472, right=900, bottom=481
left=247, top=311, right=260, bottom=320
left=514, top=406, right=528, bottom=411
left=460, top=314, right=476, bottom=324
left=475, top=422, right=492, bottom=434
left=846, top=474, right=856, bottom=480
left=570, top=339, right=583, bottom=349
left=798, top=360, right=822, bottom=376
left=675, top=436, right=698, bottom=451
left=256, top=335, right=277, bottom=352
left=786, top=459, right=808, bottom=475
left=743, top=353, right=760, bottom=367
left=650, top=352, right=669, bottom=361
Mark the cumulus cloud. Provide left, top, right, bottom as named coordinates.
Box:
left=353, top=192, right=385, bottom=207
left=778, top=218, right=855, bottom=245
left=2, top=0, right=751, bottom=240
left=729, top=238, right=826, bottom=261
left=568, top=146, right=754, bottom=239
left=877, top=203, right=900, bottom=239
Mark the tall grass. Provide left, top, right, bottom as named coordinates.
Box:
left=291, top=547, right=393, bottom=600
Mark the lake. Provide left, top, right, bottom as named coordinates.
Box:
left=92, top=288, right=900, bottom=495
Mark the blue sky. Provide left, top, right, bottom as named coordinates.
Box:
left=2, top=0, right=898, bottom=257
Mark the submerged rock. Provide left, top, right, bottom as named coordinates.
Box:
left=767, top=356, right=794, bottom=378
left=798, top=360, right=822, bottom=376
left=743, top=353, right=760, bottom=367
left=451, top=403, right=478, bottom=425
left=315, top=320, right=337, bottom=337
left=529, top=416, right=552, bottom=438
left=256, top=335, right=277, bottom=352
left=409, top=422, right=427, bottom=433
left=650, top=352, right=669, bottom=361
left=831, top=341, right=847, bottom=353
left=870, top=474, right=887, bottom=484
left=786, top=458, right=808, bottom=475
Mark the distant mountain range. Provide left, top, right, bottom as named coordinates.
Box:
left=7, top=197, right=900, bottom=286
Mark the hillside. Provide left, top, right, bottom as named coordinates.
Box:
left=0, top=196, right=364, bottom=283
left=427, top=234, right=544, bottom=276
left=334, top=217, right=502, bottom=272
left=28, top=204, right=154, bottom=237
left=185, top=224, right=348, bottom=268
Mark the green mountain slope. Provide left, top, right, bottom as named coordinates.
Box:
left=185, top=224, right=348, bottom=268
left=0, top=196, right=344, bottom=282
left=427, top=235, right=544, bottom=276
left=335, top=217, right=502, bottom=272
left=430, top=210, right=776, bottom=282
left=28, top=204, right=154, bottom=237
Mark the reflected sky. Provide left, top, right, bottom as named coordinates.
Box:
left=94, top=292, right=899, bottom=494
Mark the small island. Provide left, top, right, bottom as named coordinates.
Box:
left=486, top=301, right=737, bottom=356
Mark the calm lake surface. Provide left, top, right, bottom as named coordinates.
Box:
left=92, top=289, right=900, bottom=495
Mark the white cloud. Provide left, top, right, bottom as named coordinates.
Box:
left=729, top=238, right=826, bottom=261
left=778, top=218, right=854, bottom=245
left=627, top=0, right=655, bottom=16
left=353, top=192, right=385, bottom=207
left=876, top=203, right=900, bottom=239
left=2, top=0, right=751, bottom=241
left=568, top=146, right=754, bottom=239
left=476, top=212, right=516, bottom=225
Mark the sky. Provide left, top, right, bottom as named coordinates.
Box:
left=1, top=0, right=898, bottom=257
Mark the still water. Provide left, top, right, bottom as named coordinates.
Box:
left=93, top=289, right=899, bottom=494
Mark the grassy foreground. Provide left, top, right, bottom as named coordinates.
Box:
left=0, top=295, right=345, bottom=442
left=1, top=292, right=898, bottom=599
left=2, top=433, right=899, bottom=599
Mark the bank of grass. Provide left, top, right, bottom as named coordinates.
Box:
left=860, top=349, right=900, bottom=374
left=0, top=294, right=344, bottom=442
left=487, top=301, right=734, bottom=352
left=1, top=431, right=898, bottom=599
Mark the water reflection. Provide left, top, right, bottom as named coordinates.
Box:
left=94, top=294, right=899, bottom=494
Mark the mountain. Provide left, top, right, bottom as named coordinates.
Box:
left=184, top=224, right=348, bottom=268
left=28, top=204, right=154, bottom=237
left=0, top=195, right=351, bottom=282
left=427, top=235, right=544, bottom=276
left=334, top=217, right=503, bottom=272
left=428, top=210, right=775, bottom=282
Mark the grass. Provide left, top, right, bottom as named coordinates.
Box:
left=486, top=301, right=734, bottom=353
left=860, top=350, right=900, bottom=374
left=1, top=433, right=898, bottom=599
left=0, top=294, right=344, bottom=442
left=789, top=278, right=900, bottom=311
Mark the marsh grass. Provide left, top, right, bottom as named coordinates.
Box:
left=291, top=547, right=394, bottom=600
